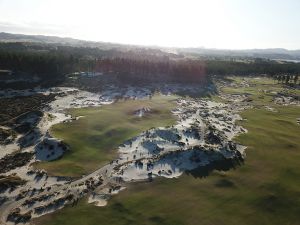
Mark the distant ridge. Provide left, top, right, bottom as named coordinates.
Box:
left=1, top=32, right=300, bottom=61
left=0, top=32, right=135, bottom=50
left=0, top=32, right=85, bottom=44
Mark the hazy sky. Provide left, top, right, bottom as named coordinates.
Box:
left=0, top=0, right=299, bottom=49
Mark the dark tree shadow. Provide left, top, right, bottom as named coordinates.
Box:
left=185, top=155, right=244, bottom=179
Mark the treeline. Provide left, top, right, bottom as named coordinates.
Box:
left=1, top=42, right=300, bottom=85
left=0, top=51, right=206, bottom=83
left=0, top=51, right=77, bottom=79
left=206, top=59, right=300, bottom=76
left=0, top=43, right=206, bottom=83
left=0, top=43, right=107, bottom=80
left=95, top=58, right=206, bottom=83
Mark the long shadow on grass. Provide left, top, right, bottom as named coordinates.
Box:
left=185, top=155, right=244, bottom=179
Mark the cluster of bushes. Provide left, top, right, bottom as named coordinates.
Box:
left=273, top=74, right=299, bottom=85
left=0, top=94, right=55, bottom=124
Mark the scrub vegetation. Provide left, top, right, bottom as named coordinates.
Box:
left=34, top=77, right=300, bottom=225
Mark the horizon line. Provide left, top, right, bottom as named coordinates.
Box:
left=1, top=31, right=300, bottom=52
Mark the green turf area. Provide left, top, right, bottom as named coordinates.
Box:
left=35, top=95, right=177, bottom=177
left=221, top=76, right=300, bottom=106
left=34, top=78, right=300, bottom=225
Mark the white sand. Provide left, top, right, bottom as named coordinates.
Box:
left=0, top=84, right=248, bottom=223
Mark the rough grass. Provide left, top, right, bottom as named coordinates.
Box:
left=34, top=95, right=177, bottom=177
left=221, top=76, right=300, bottom=106
left=33, top=104, right=300, bottom=225
left=34, top=78, right=300, bottom=225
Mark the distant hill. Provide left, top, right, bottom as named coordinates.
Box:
left=0, top=32, right=134, bottom=51
left=174, top=47, right=300, bottom=61
left=1, top=32, right=300, bottom=61
left=0, top=32, right=83, bottom=44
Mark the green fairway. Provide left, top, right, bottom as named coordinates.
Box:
left=35, top=95, right=177, bottom=177
left=34, top=78, right=300, bottom=225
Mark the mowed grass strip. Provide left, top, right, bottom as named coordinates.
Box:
left=35, top=95, right=177, bottom=177
left=34, top=80, right=300, bottom=225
